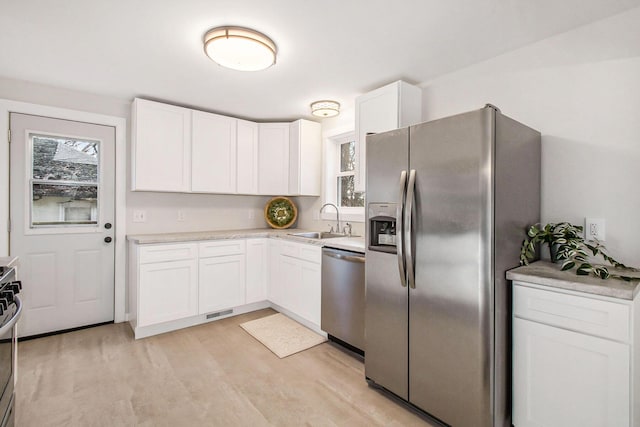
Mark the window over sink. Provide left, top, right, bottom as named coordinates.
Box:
left=323, top=131, right=365, bottom=222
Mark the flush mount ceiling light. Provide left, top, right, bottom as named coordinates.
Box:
left=310, top=100, right=340, bottom=118
left=203, top=26, right=277, bottom=71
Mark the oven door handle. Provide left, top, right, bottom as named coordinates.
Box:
left=0, top=295, right=22, bottom=336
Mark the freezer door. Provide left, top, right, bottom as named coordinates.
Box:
left=364, top=128, right=409, bottom=399
left=408, top=108, right=494, bottom=426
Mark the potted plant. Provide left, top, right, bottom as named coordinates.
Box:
left=520, top=222, right=639, bottom=281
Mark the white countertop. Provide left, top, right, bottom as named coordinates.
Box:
left=507, top=261, right=640, bottom=300
left=127, top=228, right=366, bottom=254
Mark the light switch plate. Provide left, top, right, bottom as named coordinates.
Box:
left=133, top=210, right=147, bottom=223
left=585, top=218, right=605, bottom=241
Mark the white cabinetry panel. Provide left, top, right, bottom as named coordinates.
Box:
left=355, top=81, right=422, bottom=192
left=512, top=281, right=636, bottom=427
left=289, top=119, right=321, bottom=196
left=514, top=284, right=630, bottom=342
left=138, top=259, right=198, bottom=327
left=191, top=111, right=237, bottom=193
left=258, top=123, right=290, bottom=195
left=278, top=240, right=321, bottom=327
left=237, top=119, right=259, bottom=194
left=132, top=99, right=191, bottom=192
left=513, top=317, right=629, bottom=427
left=246, top=239, right=268, bottom=304
left=199, top=254, right=246, bottom=314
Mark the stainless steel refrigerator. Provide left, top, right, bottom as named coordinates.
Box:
left=365, top=105, right=540, bottom=427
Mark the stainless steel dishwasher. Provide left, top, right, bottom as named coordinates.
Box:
left=321, top=247, right=365, bottom=354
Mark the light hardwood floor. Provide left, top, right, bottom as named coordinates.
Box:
left=17, top=309, right=437, bottom=426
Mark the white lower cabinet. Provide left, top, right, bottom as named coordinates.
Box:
left=198, top=240, right=246, bottom=314
left=135, top=243, right=198, bottom=327
left=278, top=241, right=321, bottom=326
left=130, top=237, right=323, bottom=338
left=512, top=282, right=634, bottom=427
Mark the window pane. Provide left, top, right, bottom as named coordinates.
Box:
left=30, top=134, right=100, bottom=228
left=32, top=136, right=98, bottom=182
left=32, top=183, right=98, bottom=226
left=338, top=175, right=365, bottom=207
left=340, top=141, right=356, bottom=172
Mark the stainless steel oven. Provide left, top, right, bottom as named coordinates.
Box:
left=0, top=267, right=22, bottom=427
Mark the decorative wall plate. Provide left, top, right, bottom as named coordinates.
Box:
left=264, top=197, right=298, bottom=229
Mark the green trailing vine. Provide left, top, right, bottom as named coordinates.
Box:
left=520, top=222, right=639, bottom=282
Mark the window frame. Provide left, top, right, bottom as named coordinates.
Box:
left=24, top=130, right=104, bottom=235
left=322, top=130, right=365, bottom=223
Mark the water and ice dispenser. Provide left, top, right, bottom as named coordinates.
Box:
left=368, top=202, right=398, bottom=254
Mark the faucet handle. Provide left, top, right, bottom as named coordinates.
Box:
left=343, top=222, right=353, bottom=237
left=328, top=224, right=334, bottom=233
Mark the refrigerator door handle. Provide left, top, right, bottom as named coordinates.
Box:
left=396, top=170, right=408, bottom=287
left=405, top=169, right=416, bottom=289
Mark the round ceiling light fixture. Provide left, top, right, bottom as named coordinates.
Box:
left=310, top=100, right=340, bottom=118
left=203, top=26, right=277, bottom=71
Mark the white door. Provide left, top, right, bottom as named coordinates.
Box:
left=9, top=113, right=116, bottom=337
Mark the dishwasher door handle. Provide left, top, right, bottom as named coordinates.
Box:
left=324, top=252, right=365, bottom=263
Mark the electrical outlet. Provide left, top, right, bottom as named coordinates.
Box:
left=585, top=218, right=605, bottom=241
left=177, top=210, right=186, bottom=222
left=248, top=210, right=255, bottom=220
left=133, top=210, right=146, bottom=223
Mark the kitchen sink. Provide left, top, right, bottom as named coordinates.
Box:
left=289, top=231, right=349, bottom=239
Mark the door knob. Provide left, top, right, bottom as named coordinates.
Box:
left=104, top=223, right=112, bottom=229
left=104, top=236, right=113, bottom=243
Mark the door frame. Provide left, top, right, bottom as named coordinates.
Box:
left=0, top=99, right=127, bottom=323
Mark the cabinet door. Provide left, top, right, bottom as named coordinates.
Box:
left=138, top=259, right=198, bottom=326
left=278, top=255, right=321, bottom=326
left=289, top=120, right=321, bottom=196
left=299, top=259, right=321, bottom=325
left=199, top=255, right=246, bottom=314
left=267, top=239, right=282, bottom=305
left=354, top=81, right=422, bottom=192
left=354, top=86, right=398, bottom=192
left=246, top=239, right=268, bottom=304
left=513, top=317, right=630, bottom=427
left=237, top=119, right=259, bottom=194
left=258, top=123, right=290, bottom=195
left=279, top=255, right=301, bottom=313
left=132, top=98, right=191, bottom=192
left=191, top=111, right=237, bottom=193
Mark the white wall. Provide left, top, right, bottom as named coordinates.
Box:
left=421, top=7, right=640, bottom=266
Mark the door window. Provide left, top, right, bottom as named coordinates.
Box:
left=29, top=134, right=100, bottom=228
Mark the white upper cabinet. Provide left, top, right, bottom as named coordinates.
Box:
left=289, top=119, right=321, bottom=196
left=258, top=123, right=290, bottom=195
left=354, top=80, right=422, bottom=192
left=191, top=111, right=237, bottom=193
left=131, top=99, right=321, bottom=196
left=236, top=119, right=259, bottom=194
left=131, top=98, right=191, bottom=192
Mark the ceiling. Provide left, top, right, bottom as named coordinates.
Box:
left=1, top=0, right=639, bottom=122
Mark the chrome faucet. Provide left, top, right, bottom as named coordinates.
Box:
left=320, top=203, right=340, bottom=234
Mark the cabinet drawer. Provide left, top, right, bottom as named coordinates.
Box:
left=513, top=283, right=630, bottom=343
left=139, top=243, right=197, bottom=264
left=280, top=240, right=321, bottom=264
left=199, top=240, right=246, bottom=258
